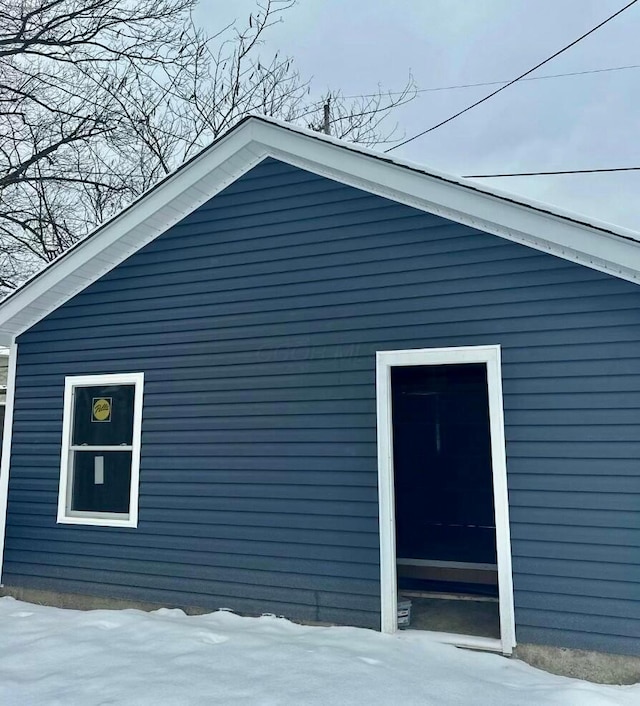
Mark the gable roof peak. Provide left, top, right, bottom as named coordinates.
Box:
left=0, top=114, right=639, bottom=344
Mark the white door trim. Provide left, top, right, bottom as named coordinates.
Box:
left=376, top=344, right=516, bottom=655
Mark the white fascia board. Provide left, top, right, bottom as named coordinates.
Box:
left=255, top=116, right=640, bottom=241
left=0, top=120, right=268, bottom=345
left=250, top=120, right=640, bottom=286
left=2, top=115, right=640, bottom=344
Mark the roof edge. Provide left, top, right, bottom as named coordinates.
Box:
left=1, top=114, right=640, bottom=344
left=249, top=116, right=640, bottom=243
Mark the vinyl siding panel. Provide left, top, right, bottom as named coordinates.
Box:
left=4, top=157, right=640, bottom=653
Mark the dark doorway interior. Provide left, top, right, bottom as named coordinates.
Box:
left=391, top=363, right=499, bottom=635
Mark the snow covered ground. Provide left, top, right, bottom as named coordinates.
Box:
left=0, top=597, right=636, bottom=705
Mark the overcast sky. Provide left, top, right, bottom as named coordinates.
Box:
left=197, top=1, right=640, bottom=231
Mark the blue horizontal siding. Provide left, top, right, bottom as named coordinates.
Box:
left=4, top=156, right=640, bottom=652
left=8, top=506, right=376, bottom=533
left=9, top=523, right=379, bottom=550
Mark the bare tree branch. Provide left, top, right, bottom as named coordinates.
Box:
left=0, top=0, right=416, bottom=295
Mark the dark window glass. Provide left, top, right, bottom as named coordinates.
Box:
left=71, top=450, right=132, bottom=513
left=72, top=385, right=135, bottom=446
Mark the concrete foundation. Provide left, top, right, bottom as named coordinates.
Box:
left=516, top=643, right=640, bottom=685
left=0, top=585, right=213, bottom=616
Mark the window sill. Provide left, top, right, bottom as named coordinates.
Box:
left=57, top=513, right=137, bottom=529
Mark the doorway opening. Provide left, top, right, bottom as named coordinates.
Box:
left=393, top=362, right=498, bottom=638
left=376, top=346, right=515, bottom=654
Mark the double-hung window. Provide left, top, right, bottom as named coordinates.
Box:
left=57, top=373, right=144, bottom=527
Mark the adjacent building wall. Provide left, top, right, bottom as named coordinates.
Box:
left=3, top=158, right=640, bottom=654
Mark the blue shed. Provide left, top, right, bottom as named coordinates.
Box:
left=0, top=116, right=639, bottom=661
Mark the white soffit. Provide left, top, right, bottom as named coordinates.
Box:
left=1, top=115, right=640, bottom=344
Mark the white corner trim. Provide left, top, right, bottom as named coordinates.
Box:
left=0, top=339, right=17, bottom=584
left=375, top=344, right=516, bottom=655
left=57, top=372, right=144, bottom=529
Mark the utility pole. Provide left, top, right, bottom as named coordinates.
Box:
left=323, top=99, right=331, bottom=135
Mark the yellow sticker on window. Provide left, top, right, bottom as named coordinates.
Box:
left=92, top=397, right=112, bottom=422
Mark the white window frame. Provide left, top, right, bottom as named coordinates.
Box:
left=376, top=345, right=516, bottom=655
left=57, top=372, right=144, bottom=528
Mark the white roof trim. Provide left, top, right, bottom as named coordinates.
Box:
left=1, top=115, right=640, bottom=344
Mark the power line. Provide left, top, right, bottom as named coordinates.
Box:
left=297, top=63, right=640, bottom=120
left=340, top=63, right=640, bottom=99
left=297, top=61, right=640, bottom=121
left=464, top=166, right=640, bottom=178
left=385, top=0, right=639, bottom=153
left=299, top=63, right=640, bottom=117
